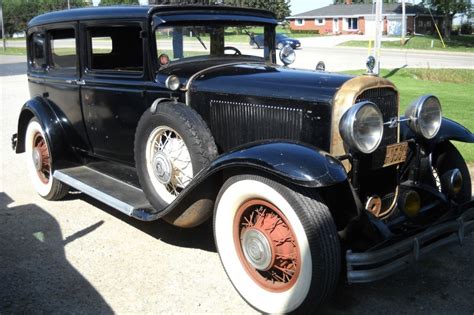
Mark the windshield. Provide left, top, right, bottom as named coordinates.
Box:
left=155, top=24, right=272, bottom=68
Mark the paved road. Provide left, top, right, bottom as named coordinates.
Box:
left=1, top=55, right=473, bottom=313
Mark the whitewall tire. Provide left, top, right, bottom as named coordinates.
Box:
left=25, top=119, right=69, bottom=200
left=214, top=175, right=341, bottom=313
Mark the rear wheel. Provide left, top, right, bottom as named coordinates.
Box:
left=25, top=119, right=69, bottom=200
left=214, top=175, right=340, bottom=313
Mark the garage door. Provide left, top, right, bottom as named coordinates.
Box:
left=365, top=19, right=376, bottom=37
left=388, top=20, right=402, bottom=35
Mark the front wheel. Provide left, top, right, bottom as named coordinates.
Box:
left=214, top=175, right=341, bottom=313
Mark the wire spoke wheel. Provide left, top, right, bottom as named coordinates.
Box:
left=145, top=126, right=193, bottom=204
left=32, top=132, right=52, bottom=184
left=233, top=199, right=301, bottom=292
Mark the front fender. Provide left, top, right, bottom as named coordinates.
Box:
left=161, top=141, right=348, bottom=227
left=401, top=117, right=474, bottom=145
left=208, top=141, right=348, bottom=187
left=15, top=97, right=79, bottom=170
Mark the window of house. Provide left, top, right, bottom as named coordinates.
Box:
left=315, top=18, right=325, bottom=25
left=87, top=25, right=143, bottom=73
left=346, top=18, right=358, bottom=30
left=30, top=33, right=46, bottom=70
left=295, top=19, right=305, bottom=26
left=49, top=28, right=77, bottom=73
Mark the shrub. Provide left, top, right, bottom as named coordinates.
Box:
left=460, top=23, right=473, bottom=35
left=290, top=29, right=320, bottom=35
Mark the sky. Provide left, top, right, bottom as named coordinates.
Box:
left=289, top=0, right=332, bottom=15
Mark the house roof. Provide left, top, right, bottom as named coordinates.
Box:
left=288, top=3, right=429, bottom=19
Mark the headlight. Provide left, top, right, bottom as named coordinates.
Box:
left=165, top=75, right=181, bottom=91
left=339, top=101, right=384, bottom=154
left=405, top=95, right=442, bottom=139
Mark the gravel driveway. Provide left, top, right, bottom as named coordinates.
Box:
left=1, top=55, right=473, bottom=314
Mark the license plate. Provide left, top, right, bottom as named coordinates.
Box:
left=384, top=142, right=408, bottom=167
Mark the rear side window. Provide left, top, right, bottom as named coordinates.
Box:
left=87, top=25, right=143, bottom=73
left=30, top=33, right=46, bottom=70
left=49, top=28, right=77, bottom=73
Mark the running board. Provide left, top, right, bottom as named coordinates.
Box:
left=54, top=166, right=160, bottom=221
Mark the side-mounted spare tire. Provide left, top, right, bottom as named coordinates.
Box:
left=134, top=102, right=218, bottom=220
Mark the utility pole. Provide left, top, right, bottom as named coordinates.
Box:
left=68, top=0, right=71, bottom=9
left=0, top=0, right=5, bottom=52
left=374, top=0, right=383, bottom=75
left=401, top=0, right=406, bottom=45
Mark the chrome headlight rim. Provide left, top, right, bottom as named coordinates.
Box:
left=405, top=94, right=442, bottom=140
left=165, top=75, right=181, bottom=91
left=339, top=101, right=384, bottom=154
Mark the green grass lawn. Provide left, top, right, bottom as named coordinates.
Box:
left=344, top=68, right=474, bottom=162
left=339, top=35, right=474, bottom=53
left=0, top=47, right=27, bottom=55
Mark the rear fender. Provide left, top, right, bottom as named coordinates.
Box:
left=15, top=97, right=79, bottom=170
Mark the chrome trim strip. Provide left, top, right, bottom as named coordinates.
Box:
left=53, top=170, right=134, bottom=216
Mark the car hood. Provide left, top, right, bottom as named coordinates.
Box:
left=172, top=62, right=353, bottom=104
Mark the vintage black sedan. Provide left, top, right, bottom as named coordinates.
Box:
left=11, top=5, right=474, bottom=314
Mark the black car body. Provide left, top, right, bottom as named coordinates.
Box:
left=250, top=32, right=301, bottom=49
left=12, top=5, right=473, bottom=314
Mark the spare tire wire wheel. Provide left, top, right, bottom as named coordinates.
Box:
left=145, top=126, right=193, bottom=202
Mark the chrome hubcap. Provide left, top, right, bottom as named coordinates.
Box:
left=241, top=228, right=273, bottom=271
left=33, top=148, right=42, bottom=171
left=152, top=151, right=173, bottom=185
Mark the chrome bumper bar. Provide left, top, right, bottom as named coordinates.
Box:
left=346, top=206, right=474, bottom=284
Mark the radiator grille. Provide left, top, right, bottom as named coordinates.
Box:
left=209, top=100, right=303, bottom=150
left=356, top=87, right=398, bottom=147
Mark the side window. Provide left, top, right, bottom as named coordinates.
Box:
left=30, top=33, right=46, bottom=70
left=48, top=28, right=77, bottom=74
left=87, top=25, right=143, bottom=73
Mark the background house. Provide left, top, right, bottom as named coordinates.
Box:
left=287, top=0, right=443, bottom=36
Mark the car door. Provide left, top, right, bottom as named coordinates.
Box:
left=79, top=21, right=149, bottom=165
left=42, top=23, right=91, bottom=153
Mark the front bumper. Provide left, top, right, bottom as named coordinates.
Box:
left=346, top=204, right=474, bottom=284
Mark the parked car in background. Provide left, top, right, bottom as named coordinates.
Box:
left=12, top=5, right=474, bottom=314
left=250, top=32, right=301, bottom=49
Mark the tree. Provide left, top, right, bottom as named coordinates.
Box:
left=99, top=0, right=139, bottom=5
left=422, top=0, right=471, bottom=40
left=3, top=0, right=87, bottom=37
left=333, top=0, right=399, bottom=3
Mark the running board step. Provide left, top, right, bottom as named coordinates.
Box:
left=54, top=166, right=159, bottom=221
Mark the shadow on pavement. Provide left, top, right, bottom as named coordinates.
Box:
left=0, top=62, right=27, bottom=76
left=0, top=192, right=113, bottom=313
left=76, top=193, right=217, bottom=253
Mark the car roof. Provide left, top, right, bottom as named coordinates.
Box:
left=28, top=5, right=277, bottom=28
